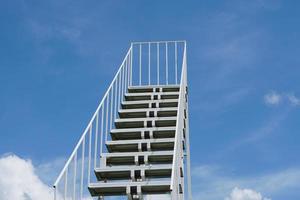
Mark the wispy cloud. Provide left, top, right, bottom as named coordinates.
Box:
left=264, top=91, right=281, bottom=105
left=264, top=91, right=300, bottom=106
left=287, top=93, right=300, bottom=106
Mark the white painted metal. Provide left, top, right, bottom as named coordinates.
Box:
left=53, top=40, right=191, bottom=200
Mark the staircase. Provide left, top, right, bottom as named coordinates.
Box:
left=88, top=85, right=179, bottom=199
left=53, top=41, right=191, bottom=200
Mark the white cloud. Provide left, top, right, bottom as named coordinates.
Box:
left=287, top=94, right=300, bottom=106
left=225, top=187, right=271, bottom=200
left=264, top=91, right=300, bottom=106
left=0, top=154, right=53, bottom=200
left=0, top=154, right=95, bottom=200
left=264, top=91, right=281, bottom=105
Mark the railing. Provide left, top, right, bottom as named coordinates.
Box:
left=130, top=40, right=185, bottom=86
left=53, top=46, right=132, bottom=200
left=170, top=42, right=192, bottom=200
left=53, top=40, right=190, bottom=200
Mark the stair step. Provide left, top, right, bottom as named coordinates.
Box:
left=121, top=99, right=178, bottom=109
left=110, top=127, right=176, bottom=140
left=128, top=85, right=180, bottom=93
left=88, top=180, right=171, bottom=197
left=102, top=151, right=173, bottom=165
left=115, top=117, right=177, bottom=129
left=94, top=164, right=172, bottom=180
left=119, top=107, right=177, bottom=118
left=125, top=92, right=179, bottom=101
left=106, top=138, right=175, bottom=152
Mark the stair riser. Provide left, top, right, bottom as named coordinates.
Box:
left=115, top=120, right=176, bottom=129
left=119, top=110, right=177, bottom=118
left=95, top=169, right=172, bottom=181
left=128, top=86, right=179, bottom=93
left=111, top=130, right=176, bottom=140
left=122, top=101, right=178, bottom=109
left=106, top=142, right=174, bottom=152
left=125, top=94, right=179, bottom=101
left=105, top=155, right=173, bottom=166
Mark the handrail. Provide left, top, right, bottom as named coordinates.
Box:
left=131, top=40, right=186, bottom=45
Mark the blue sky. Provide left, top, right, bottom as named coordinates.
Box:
left=0, top=0, right=300, bottom=199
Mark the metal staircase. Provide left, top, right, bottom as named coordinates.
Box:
left=53, top=41, right=191, bottom=200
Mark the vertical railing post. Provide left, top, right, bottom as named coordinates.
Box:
left=124, top=60, right=128, bottom=93
left=80, top=137, right=85, bottom=199
left=54, top=187, right=57, bottom=200
left=53, top=187, right=56, bottom=200
left=105, top=96, right=109, bottom=142
left=148, top=42, right=151, bottom=85
left=165, top=42, right=168, bottom=85
left=157, top=43, right=160, bottom=85
left=110, top=87, right=114, bottom=132
left=130, top=44, right=133, bottom=86
left=64, top=168, right=68, bottom=200
left=73, top=152, right=77, bottom=200
left=100, top=107, right=104, bottom=159
left=118, top=73, right=122, bottom=110
left=121, top=67, right=125, bottom=103
left=114, top=81, right=118, bottom=122
left=88, top=126, right=92, bottom=184
left=94, top=113, right=99, bottom=169
left=139, top=44, right=142, bottom=85
left=175, top=42, right=178, bottom=84
left=127, top=55, right=130, bottom=88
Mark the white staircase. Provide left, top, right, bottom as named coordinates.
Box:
left=53, top=41, right=191, bottom=200
left=89, top=85, right=179, bottom=199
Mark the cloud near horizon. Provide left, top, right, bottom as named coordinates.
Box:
left=0, top=154, right=53, bottom=200
left=225, top=187, right=271, bottom=200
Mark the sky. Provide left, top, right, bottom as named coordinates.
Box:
left=0, top=0, right=300, bottom=199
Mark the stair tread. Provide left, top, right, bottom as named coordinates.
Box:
left=115, top=116, right=177, bottom=122
left=102, top=151, right=173, bottom=157
left=119, top=107, right=178, bottom=113
left=111, top=127, right=176, bottom=133
left=89, top=180, right=170, bottom=187
left=106, top=138, right=175, bottom=145
left=122, top=99, right=178, bottom=105
left=125, top=91, right=179, bottom=96
left=128, top=85, right=179, bottom=89
left=95, top=164, right=172, bottom=172
left=88, top=180, right=171, bottom=196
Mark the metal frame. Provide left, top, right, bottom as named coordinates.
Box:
left=53, top=40, right=192, bottom=200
